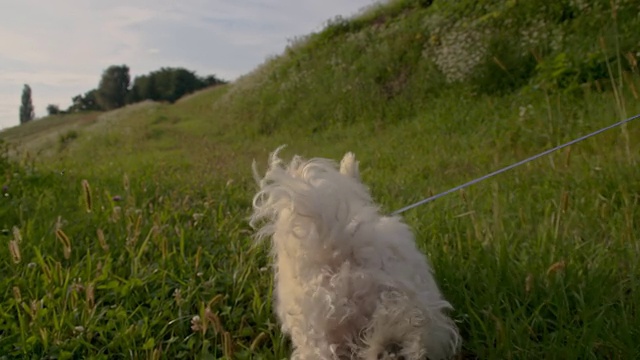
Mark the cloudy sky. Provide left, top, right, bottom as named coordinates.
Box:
left=0, top=0, right=377, bottom=130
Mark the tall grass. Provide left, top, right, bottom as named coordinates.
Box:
left=1, top=0, right=639, bottom=358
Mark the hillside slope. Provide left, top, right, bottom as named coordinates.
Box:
left=1, top=0, right=640, bottom=358
left=210, top=0, right=640, bottom=135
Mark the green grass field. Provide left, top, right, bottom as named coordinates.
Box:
left=2, top=1, right=640, bottom=359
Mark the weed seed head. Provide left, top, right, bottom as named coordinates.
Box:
left=9, top=240, right=21, bottom=263
left=81, top=179, right=92, bottom=212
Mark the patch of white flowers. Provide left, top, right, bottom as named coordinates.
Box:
left=429, top=24, right=490, bottom=83
left=520, top=16, right=565, bottom=55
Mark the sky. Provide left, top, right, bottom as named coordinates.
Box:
left=0, top=0, right=378, bottom=130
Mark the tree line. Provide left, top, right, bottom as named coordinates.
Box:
left=20, top=65, right=226, bottom=123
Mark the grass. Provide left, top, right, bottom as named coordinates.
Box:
left=1, top=0, right=640, bottom=359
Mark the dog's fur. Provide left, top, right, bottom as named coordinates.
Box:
left=250, top=147, right=460, bottom=360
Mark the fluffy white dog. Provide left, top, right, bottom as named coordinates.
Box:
left=250, top=147, right=460, bottom=360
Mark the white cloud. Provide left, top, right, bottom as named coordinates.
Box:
left=0, top=70, right=97, bottom=87
left=0, top=0, right=377, bottom=130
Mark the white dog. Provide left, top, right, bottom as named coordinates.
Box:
left=250, top=147, right=460, bottom=360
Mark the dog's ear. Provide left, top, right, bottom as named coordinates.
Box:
left=340, top=152, right=360, bottom=180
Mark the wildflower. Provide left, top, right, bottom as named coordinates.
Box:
left=205, top=307, right=224, bottom=333
left=250, top=332, right=268, bottom=351
left=86, top=283, right=95, bottom=309
left=192, top=213, right=204, bottom=222
left=55, top=216, right=64, bottom=231
left=9, top=240, right=21, bottom=263
left=190, top=315, right=203, bottom=332
left=71, top=280, right=85, bottom=293
left=111, top=206, right=122, bottom=222
left=56, top=229, right=72, bottom=260
left=112, top=195, right=122, bottom=202
left=12, top=286, right=21, bottom=302
left=430, top=25, right=489, bottom=83
left=525, top=274, right=534, bottom=294
left=12, top=226, right=22, bottom=243
left=97, top=229, right=109, bottom=251
left=81, top=180, right=92, bottom=212
left=546, top=261, right=566, bottom=276
left=208, top=294, right=224, bottom=308
left=519, top=106, right=527, bottom=119
left=173, top=289, right=183, bottom=305
left=223, top=331, right=234, bottom=358
left=30, top=300, right=40, bottom=317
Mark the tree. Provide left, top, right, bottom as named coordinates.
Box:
left=202, top=74, right=226, bottom=87
left=68, top=89, right=101, bottom=112
left=46, top=104, right=61, bottom=115
left=96, top=65, right=130, bottom=110
left=19, top=84, right=35, bottom=124
left=127, top=74, right=157, bottom=104
left=127, top=68, right=227, bottom=104
left=152, top=68, right=202, bottom=102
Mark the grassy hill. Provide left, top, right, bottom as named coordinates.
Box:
left=1, top=0, right=640, bottom=358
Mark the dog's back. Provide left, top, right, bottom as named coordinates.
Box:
left=251, top=147, right=460, bottom=360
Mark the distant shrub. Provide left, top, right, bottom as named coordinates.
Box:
left=46, top=104, right=61, bottom=116
left=68, top=89, right=102, bottom=113
left=58, top=130, right=78, bottom=148
left=128, top=68, right=226, bottom=104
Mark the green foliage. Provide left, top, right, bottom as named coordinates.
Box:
left=46, top=104, right=61, bottom=116
left=470, top=33, right=538, bottom=94
left=0, top=146, right=280, bottom=358
left=2, top=75, right=640, bottom=358
left=67, top=67, right=225, bottom=114
left=223, top=0, right=640, bottom=136
left=19, top=84, right=35, bottom=124
left=0, top=139, right=11, bottom=173
left=312, top=0, right=433, bottom=46
left=1, top=1, right=640, bottom=358
left=69, top=89, right=102, bottom=113
left=129, top=68, right=226, bottom=104
left=97, top=65, right=131, bottom=110
left=128, top=74, right=157, bottom=103
left=58, top=129, right=78, bottom=150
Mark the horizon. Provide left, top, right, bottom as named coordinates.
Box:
left=0, top=0, right=377, bottom=130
